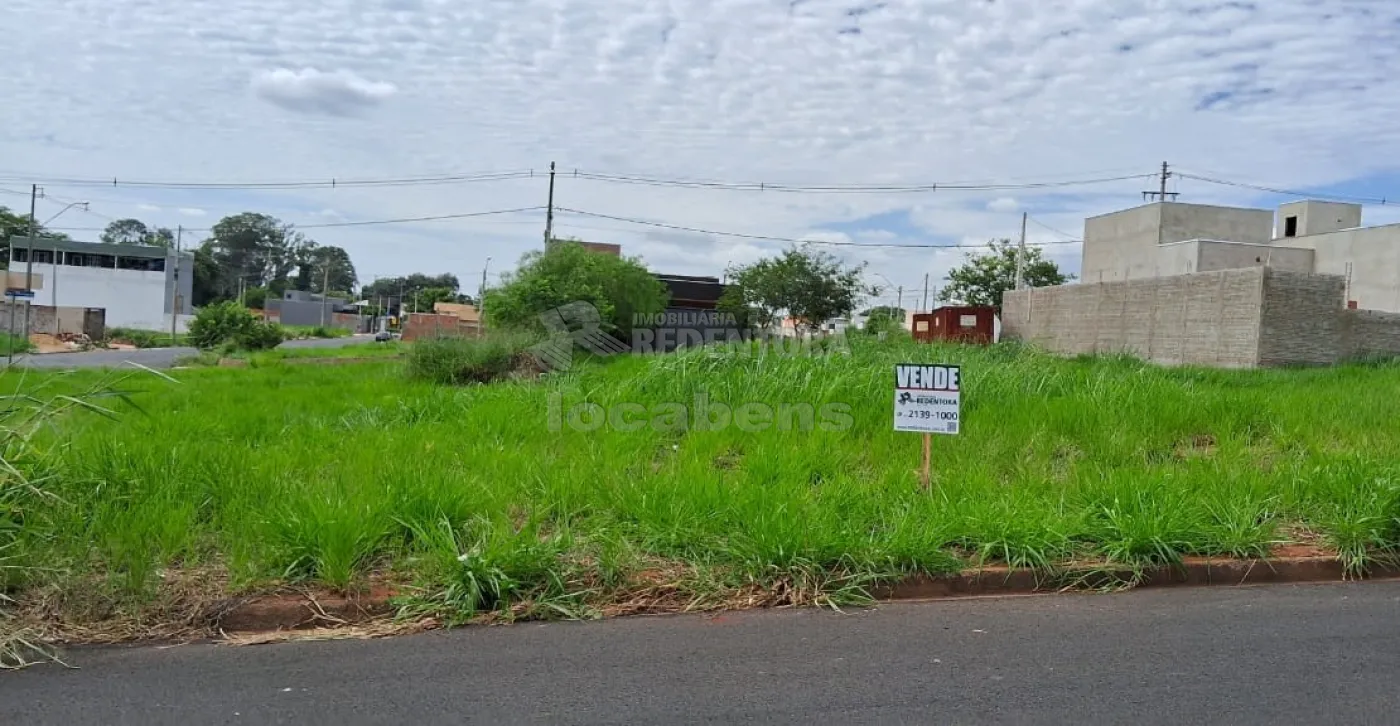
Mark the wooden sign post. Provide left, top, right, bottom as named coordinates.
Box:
left=893, top=363, right=961, bottom=490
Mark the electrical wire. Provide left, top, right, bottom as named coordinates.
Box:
left=569, top=170, right=1155, bottom=194
left=48, top=206, right=545, bottom=233
left=0, top=169, right=541, bottom=191
left=1026, top=215, right=1081, bottom=241
left=1176, top=172, right=1395, bottom=206
left=553, top=207, right=1081, bottom=249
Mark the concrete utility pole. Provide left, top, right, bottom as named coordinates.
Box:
left=171, top=226, right=183, bottom=345
left=479, top=257, right=491, bottom=320
left=1016, top=212, right=1027, bottom=290
left=896, top=286, right=903, bottom=312
left=544, top=162, right=556, bottom=245
left=21, top=184, right=38, bottom=340
left=1142, top=161, right=1178, bottom=203
left=922, top=274, right=930, bottom=313
left=321, top=263, right=331, bottom=327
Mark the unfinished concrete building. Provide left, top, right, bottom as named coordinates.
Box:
left=1005, top=199, right=1400, bottom=367
left=1079, top=199, right=1400, bottom=312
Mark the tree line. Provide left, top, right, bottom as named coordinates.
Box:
left=0, top=205, right=474, bottom=312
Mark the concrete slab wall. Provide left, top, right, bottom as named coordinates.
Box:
left=1003, top=268, right=1266, bottom=367
left=1082, top=204, right=1162, bottom=284
left=1159, top=203, right=1275, bottom=246
left=1281, top=223, right=1400, bottom=312
left=1196, top=241, right=1315, bottom=274
left=1276, top=200, right=1362, bottom=238
left=1082, top=203, right=1277, bottom=284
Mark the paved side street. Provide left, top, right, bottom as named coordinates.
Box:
left=6, top=582, right=1400, bottom=726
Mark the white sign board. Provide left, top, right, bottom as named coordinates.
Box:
left=893, top=363, right=961, bottom=434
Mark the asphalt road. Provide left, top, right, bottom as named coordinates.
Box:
left=7, top=335, right=380, bottom=369
left=5, top=582, right=1400, bottom=725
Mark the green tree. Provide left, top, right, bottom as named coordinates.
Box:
left=721, top=246, right=872, bottom=333
left=413, top=286, right=460, bottom=312
left=242, top=286, right=269, bottom=310
left=0, top=206, right=69, bottom=270
left=361, top=273, right=462, bottom=304
left=191, top=243, right=223, bottom=306
left=203, top=213, right=313, bottom=299
left=483, top=241, right=669, bottom=338
left=939, top=239, right=1072, bottom=309
left=99, top=218, right=177, bottom=247
left=295, top=245, right=358, bottom=295
left=862, top=306, right=907, bottom=335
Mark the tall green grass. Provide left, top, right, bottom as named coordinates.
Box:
left=6, top=338, right=1400, bottom=626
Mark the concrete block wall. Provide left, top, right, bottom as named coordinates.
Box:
left=1341, top=309, right=1400, bottom=361
left=0, top=303, right=105, bottom=338
left=1256, top=270, right=1347, bottom=366
left=1003, top=268, right=1266, bottom=367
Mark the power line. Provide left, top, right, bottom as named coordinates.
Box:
left=569, top=170, right=1155, bottom=194
left=553, top=207, right=1081, bottom=249
left=49, top=206, right=545, bottom=233
left=1176, top=172, right=1395, bottom=206
left=0, top=169, right=540, bottom=191
left=1026, top=215, right=1081, bottom=241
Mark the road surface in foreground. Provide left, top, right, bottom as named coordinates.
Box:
left=4, top=582, right=1400, bottom=725
left=8, top=335, right=381, bottom=369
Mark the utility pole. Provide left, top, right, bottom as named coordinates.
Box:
left=922, top=274, right=930, bottom=313
left=1016, top=212, right=1027, bottom=290
left=543, top=161, right=556, bottom=245
left=1142, top=161, right=1177, bottom=203
left=171, top=226, right=183, bottom=345
left=479, top=257, right=491, bottom=321
left=321, top=263, right=331, bottom=327
left=21, top=184, right=39, bottom=340
left=896, top=286, right=903, bottom=312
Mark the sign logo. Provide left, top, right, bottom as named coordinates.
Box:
left=529, top=301, right=630, bottom=372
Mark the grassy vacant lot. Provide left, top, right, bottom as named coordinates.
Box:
left=4, top=337, right=1400, bottom=634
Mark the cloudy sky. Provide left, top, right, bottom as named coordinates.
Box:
left=4, top=0, right=1399, bottom=309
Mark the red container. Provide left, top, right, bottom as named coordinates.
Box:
left=911, top=306, right=996, bottom=345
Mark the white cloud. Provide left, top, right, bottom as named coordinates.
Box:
left=250, top=68, right=397, bottom=116
left=178, top=207, right=206, bottom=217
left=137, top=203, right=161, bottom=212
left=1, top=0, right=1397, bottom=292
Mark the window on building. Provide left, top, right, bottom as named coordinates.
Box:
left=117, top=256, right=165, bottom=272
left=65, top=252, right=117, bottom=268
left=1284, top=216, right=1298, bottom=237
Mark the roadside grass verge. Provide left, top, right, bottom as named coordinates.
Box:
left=4, top=338, right=1400, bottom=634
left=1, top=333, right=35, bottom=356
left=281, top=325, right=352, bottom=340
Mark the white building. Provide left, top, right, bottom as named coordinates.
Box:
left=8, top=238, right=194, bottom=330
left=1081, top=199, right=1400, bottom=312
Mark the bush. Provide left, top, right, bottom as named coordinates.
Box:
left=407, top=333, right=542, bottom=385
left=0, top=334, right=33, bottom=356
left=188, top=302, right=286, bottom=351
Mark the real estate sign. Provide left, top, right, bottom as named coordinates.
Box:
left=893, top=363, right=960, bottom=434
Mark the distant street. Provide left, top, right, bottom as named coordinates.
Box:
left=5, top=582, right=1400, bottom=725
left=7, top=335, right=378, bottom=369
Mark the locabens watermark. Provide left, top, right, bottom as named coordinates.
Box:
left=547, top=392, right=853, bottom=433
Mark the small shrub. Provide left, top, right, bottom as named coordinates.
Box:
left=407, top=333, right=542, bottom=385
left=188, top=302, right=285, bottom=351
left=0, top=334, right=34, bottom=356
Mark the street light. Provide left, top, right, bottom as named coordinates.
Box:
left=42, top=201, right=89, bottom=226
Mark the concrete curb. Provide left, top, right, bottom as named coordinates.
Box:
left=214, top=556, right=1400, bottom=633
